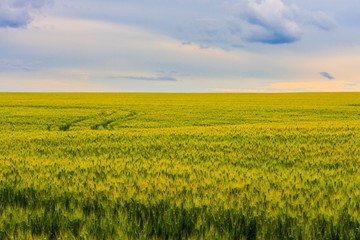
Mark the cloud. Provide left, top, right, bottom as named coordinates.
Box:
left=233, top=0, right=336, bottom=44
left=171, top=0, right=336, bottom=47
left=320, top=72, right=335, bottom=80
left=240, top=0, right=302, bottom=44
left=0, top=0, right=52, bottom=28
left=109, top=75, right=177, bottom=81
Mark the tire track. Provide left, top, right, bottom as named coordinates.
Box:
left=91, top=111, right=137, bottom=130
left=57, top=111, right=115, bottom=131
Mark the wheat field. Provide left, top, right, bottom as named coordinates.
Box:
left=1, top=93, right=360, bottom=239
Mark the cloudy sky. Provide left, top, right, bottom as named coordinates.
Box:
left=0, top=0, right=359, bottom=92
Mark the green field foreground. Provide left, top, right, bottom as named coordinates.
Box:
left=1, top=92, right=360, bottom=239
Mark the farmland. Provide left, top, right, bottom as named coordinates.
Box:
left=0, top=92, right=360, bottom=239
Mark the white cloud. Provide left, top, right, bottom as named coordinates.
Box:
left=0, top=0, right=52, bottom=28
left=226, top=0, right=336, bottom=45
left=240, top=0, right=302, bottom=44
left=160, top=0, right=336, bottom=47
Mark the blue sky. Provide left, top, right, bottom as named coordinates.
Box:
left=0, top=0, right=359, bottom=92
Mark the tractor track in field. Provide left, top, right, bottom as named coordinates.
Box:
left=90, top=111, right=137, bottom=130
left=56, top=111, right=116, bottom=131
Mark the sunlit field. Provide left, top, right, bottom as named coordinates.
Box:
left=1, top=93, right=360, bottom=239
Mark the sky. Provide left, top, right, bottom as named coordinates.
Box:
left=0, top=0, right=360, bottom=92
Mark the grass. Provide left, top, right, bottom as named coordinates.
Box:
left=0, top=92, right=360, bottom=239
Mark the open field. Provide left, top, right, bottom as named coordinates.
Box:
left=1, top=92, right=360, bottom=239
